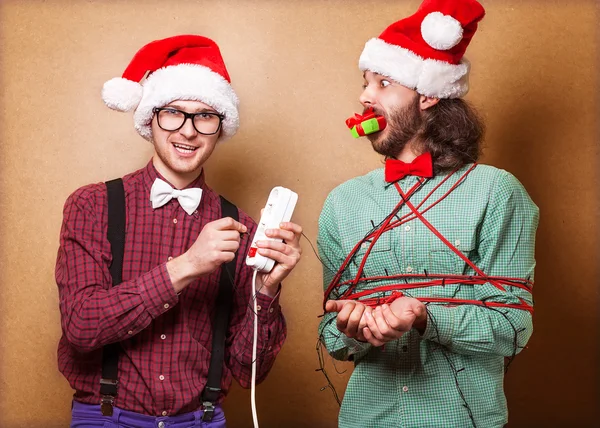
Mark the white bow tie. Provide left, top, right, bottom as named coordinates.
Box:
left=150, top=178, right=203, bottom=215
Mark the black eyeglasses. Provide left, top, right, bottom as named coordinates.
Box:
left=153, top=107, right=224, bottom=135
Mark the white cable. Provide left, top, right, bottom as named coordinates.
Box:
left=251, top=268, right=260, bottom=428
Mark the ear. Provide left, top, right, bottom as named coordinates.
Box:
left=419, top=95, right=440, bottom=111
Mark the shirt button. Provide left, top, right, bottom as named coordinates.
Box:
left=404, top=225, right=411, bottom=231
left=167, top=256, right=173, bottom=261
left=406, top=266, right=413, bottom=273
left=161, top=334, right=166, bottom=340
left=268, top=346, right=272, bottom=351
left=164, top=303, right=170, bottom=309
left=361, top=242, right=368, bottom=249
left=173, top=218, right=178, bottom=224
left=161, top=411, right=168, bottom=417
left=269, top=307, right=274, bottom=313
left=256, top=305, right=262, bottom=311
left=402, top=386, right=409, bottom=392
left=455, top=239, right=461, bottom=246
left=128, top=330, right=133, bottom=335
left=159, top=375, right=165, bottom=381
left=158, top=421, right=166, bottom=428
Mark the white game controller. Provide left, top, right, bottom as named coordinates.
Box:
left=246, top=187, right=298, bottom=273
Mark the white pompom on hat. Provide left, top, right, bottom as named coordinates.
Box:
left=359, top=0, right=485, bottom=99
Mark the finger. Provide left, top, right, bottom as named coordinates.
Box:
left=412, top=301, right=426, bottom=319
left=381, top=304, right=407, bottom=332
left=358, top=307, right=371, bottom=330
left=336, top=301, right=357, bottom=332
left=278, top=222, right=303, bottom=236
left=346, top=304, right=366, bottom=337
left=255, top=240, right=290, bottom=254
left=256, top=248, right=298, bottom=268
left=364, top=308, right=385, bottom=341
left=362, top=327, right=385, bottom=347
left=214, top=217, right=247, bottom=233
left=213, top=249, right=235, bottom=264
left=265, top=228, right=296, bottom=243
left=219, top=230, right=243, bottom=242
left=325, top=300, right=346, bottom=313
left=373, top=306, right=395, bottom=339
left=216, top=240, right=240, bottom=252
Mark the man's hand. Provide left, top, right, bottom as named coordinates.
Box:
left=254, top=221, right=303, bottom=297
left=324, top=300, right=372, bottom=342
left=325, top=297, right=427, bottom=347
left=362, top=298, right=427, bottom=346
left=167, top=217, right=247, bottom=293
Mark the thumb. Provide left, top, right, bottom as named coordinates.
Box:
left=412, top=301, right=426, bottom=318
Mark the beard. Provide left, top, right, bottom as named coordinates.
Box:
left=368, top=95, right=423, bottom=159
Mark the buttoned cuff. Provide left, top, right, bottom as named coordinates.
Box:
left=139, top=264, right=179, bottom=319
left=255, top=287, right=282, bottom=324
left=421, top=304, right=455, bottom=346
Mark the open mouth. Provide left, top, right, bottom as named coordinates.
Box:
left=364, top=108, right=385, bottom=118
left=172, top=143, right=198, bottom=154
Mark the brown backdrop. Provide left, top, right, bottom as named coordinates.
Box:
left=1, top=1, right=598, bottom=427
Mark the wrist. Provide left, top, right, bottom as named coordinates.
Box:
left=256, top=277, right=280, bottom=298
left=167, top=254, right=196, bottom=293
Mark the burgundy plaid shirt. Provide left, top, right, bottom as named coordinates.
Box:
left=56, top=161, right=286, bottom=416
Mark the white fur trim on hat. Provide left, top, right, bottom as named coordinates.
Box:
left=102, top=77, right=144, bottom=112
left=133, top=64, right=240, bottom=141
left=359, top=38, right=470, bottom=99
left=421, top=12, right=464, bottom=51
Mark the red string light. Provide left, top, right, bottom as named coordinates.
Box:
left=323, top=164, right=534, bottom=314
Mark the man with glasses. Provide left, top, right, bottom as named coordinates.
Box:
left=56, top=35, right=302, bottom=427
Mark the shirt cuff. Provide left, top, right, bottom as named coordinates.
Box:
left=255, top=287, right=282, bottom=324
left=420, top=304, right=455, bottom=346
left=138, top=263, right=179, bottom=319
left=341, top=335, right=372, bottom=358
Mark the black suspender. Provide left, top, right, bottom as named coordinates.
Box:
left=102, top=179, right=238, bottom=419
left=201, top=196, right=239, bottom=421
left=100, top=179, right=126, bottom=416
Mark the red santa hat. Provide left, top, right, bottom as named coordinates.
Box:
left=359, top=0, right=485, bottom=99
left=102, top=35, right=239, bottom=141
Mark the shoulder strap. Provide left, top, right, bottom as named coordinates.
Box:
left=201, top=196, right=239, bottom=421
left=106, top=179, right=126, bottom=285
left=100, top=178, right=126, bottom=416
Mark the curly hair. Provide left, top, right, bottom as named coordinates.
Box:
left=415, top=98, right=485, bottom=174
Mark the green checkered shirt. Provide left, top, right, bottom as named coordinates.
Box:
left=318, top=164, right=539, bottom=428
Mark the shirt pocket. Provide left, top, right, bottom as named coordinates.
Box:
left=353, top=233, right=403, bottom=280
left=427, top=230, right=476, bottom=299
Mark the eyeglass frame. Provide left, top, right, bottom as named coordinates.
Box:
left=152, top=107, right=225, bottom=136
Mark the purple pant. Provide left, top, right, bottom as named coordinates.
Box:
left=71, top=401, right=226, bottom=428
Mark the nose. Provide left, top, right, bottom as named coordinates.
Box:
left=179, top=116, right=198, bottom=139
left=359, top=85, right=375, bottom=109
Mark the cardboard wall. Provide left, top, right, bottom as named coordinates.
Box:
left=1, top=1, right=598, bottom=426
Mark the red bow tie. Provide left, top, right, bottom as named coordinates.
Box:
left=385, top=152, right=434, bottom=182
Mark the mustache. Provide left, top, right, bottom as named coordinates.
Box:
left=362, top=107, right=386, bottom=118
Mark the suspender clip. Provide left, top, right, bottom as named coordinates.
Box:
left=99, top=378, right=118, bottom=416
left=100, top=395, right=115, bottom=416
left=202, top=401, right=215, bottom=421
